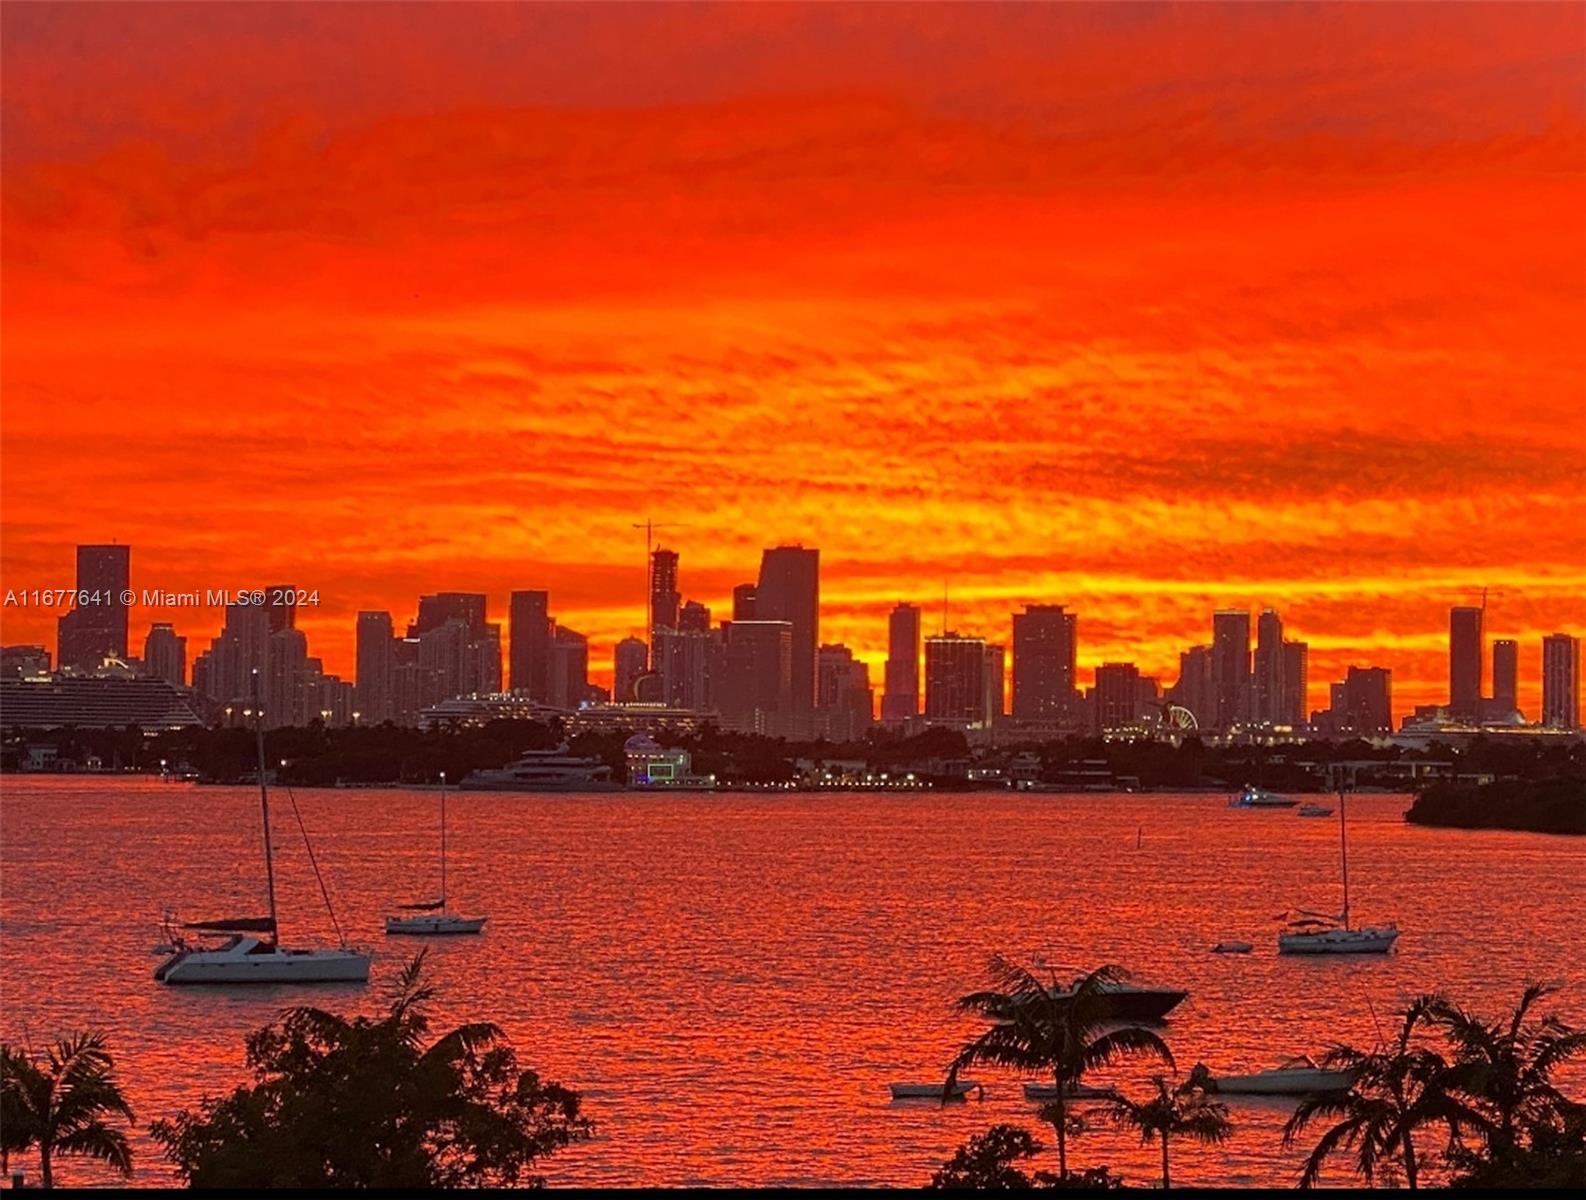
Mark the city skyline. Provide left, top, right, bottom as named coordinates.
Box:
left=3, top=3, right=1584, bottom=722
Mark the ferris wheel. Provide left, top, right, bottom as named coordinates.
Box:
left=1163, top=704, right=1199, bottom=732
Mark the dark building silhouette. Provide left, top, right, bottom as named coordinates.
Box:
left=509, top=590, right=552, bottom=699
left=614, top=636, right=648, bottom=703
left=817, top=643, right=874, bottom=740
left=1094, top=662, right=1142, bottom=732
left=984, top=643, right=1006, bottom=724
left=649, top=548, right=680, bottom=638
left=548, top=623, right=589, bottom=709
left=1282, top=639, right=1309, bottom=726
left=1211, top=610, right=1251, bottom=730
left=754, top=546, right=819, bottom=713
left=717, top=619, right=793, bottom=734
left=56, top=544, right=131, bottom=671
left=924, top=632, right=989, bottom=725
left=355, top=611, right=395, bottom=723
left=1449, top=605, right=1483, bottom=720
left=1252, top=608, right=1285, bottom=724
left=1326, top=666, right=1392, bottom=735
left=1011, top=604, right=1077, bottom=720
left=142, top=623, right=186, bottom=687
left=262, top=584, right=297, bottom=634
left=678, top=599, right=711, bottom=632
left=1541, top=633, right=1580, bottom=730
left=1492, top=638, right=1519, bottom=717
left=409, top=592, right=488, bottom=638
left=881, top=602, right=921, bottom=722
left=1168, top=644, right=1213, bottom=729
left=732, top=583, right=757, bottom=621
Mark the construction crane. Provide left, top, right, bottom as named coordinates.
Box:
left=631, top=519, right=692, bottom=665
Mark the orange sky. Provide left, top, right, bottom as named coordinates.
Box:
left=2, top=2, right=1584, bottom=721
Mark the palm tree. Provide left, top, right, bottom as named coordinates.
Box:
left=1109, top=1073, right=1232, bottom=1188
left=0, top=1032, right=134, bottom=1188
left=1428, top=981, right=1586, bottom=1171
left=1283, top=995, right=1483, bottom=1189
left=946, top=957, right=1174, bottom=1181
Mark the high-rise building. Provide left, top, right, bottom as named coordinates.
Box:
left=1541, top=633, right=1581, bottom=730
left=732, top=583, right=757, bottom=622
left=817, top=643, right=874, bottom=740
left=1252, top=608, right=1285, bottom=724
left=754, top=546, right=819, bottom=713
left=1010, top=604, right=1077, bottom=720
left=1211, top=610, right=1251, bottom=730
left=262, top=584, right=297, bottom=634
left=190, top=600, right=270, bottom=707
left=142, top=623, right=186, bottom=687
left=1167, top=644, right=1213, bottom=729
left=649, top=548, right=681, bottom=638
left=509, top=590, right=552, bottom=699
left=1094, top=662, right=1142, bottom=732
left=881, top=603, right=921, bottom=722
left=409, top=592, right=488, bottom=639
left=1281, top=639, right=1309, bottom=726
left=1328, top=666, right=1392, bottom=735
left=1, top=646, right=50, bottom=680
left=355, top=611, right=395, bottom=723
left=265, top=626, right=310, bottom=727
left=655, top=626, right=716, bottom=710
left=984, top=643, right=1006, bottom=725
left=924, top=632, right=988, bottom=725
left=678, top=600, right=711, bottom=633
left=716, top=620, right=793, bottom=734
left=1491, top=639, right=1519, bottom=717
left=56, top=544, right=132, bottom=671
left=548, top=624, right=590, bottom=710
left=1449, top=606, right=1483, bottom=720
left=614, top=637, right=649, bottom=703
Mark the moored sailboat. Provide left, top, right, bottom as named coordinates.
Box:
left=1278, top=788, right=1398, bottom=955
left=386, top=773, right=486, bottom=936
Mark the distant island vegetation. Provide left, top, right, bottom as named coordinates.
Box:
left=1406, top=777, right=1586, bottom=835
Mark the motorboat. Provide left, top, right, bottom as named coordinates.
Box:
left=1200, top=1056, right=1355, bottom=1095
left=1230, top=784, right=1298, bottom=808
left=889, top=1081, right=984, bottom=1101
left=1211, top=941, right=1254, bottom=954
left=1043, top=977, right=1188, bottom=1021
left=1022, top=1082, right=1118, bottom=1102
left=155, top=680, right=371, bottom=986
left=1298, top=803, right=1334, bottom=818
left=386, top=773, right=486, bottom=936
left=1278, top=788, right=1400, bottom=956
left=459, top=745, right=619, bottom=792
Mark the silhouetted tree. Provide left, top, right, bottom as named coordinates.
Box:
left=1, top=1032, right=134, bottom=1188
left=1107, top=1073, right=1231, bottom=1188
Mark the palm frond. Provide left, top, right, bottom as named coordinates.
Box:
left=53, top=1122, right=133, bottom=1177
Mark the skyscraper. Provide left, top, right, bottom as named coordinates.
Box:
left=548, top=624, right=590, bottom=710
left=649, top=548, right=680, bottom=639
left=355, top=611, right=395, bottom=723
left=1449, top=605, right=1483, bottom=720
left=924, top=632, right=988, bottom=725
left=655, top=626, right=716, bottom=710
left=1281, top=639, right=1309, bottom=726
left=142, top=623, right=186, bottom=687
left=1168, top=644, right=1213, bottom=729
left=614, top=636, right=649, bottom=703
left=1492, top=638, right=1519, bottom=716
left=717, top=620, right=793, bottom=734
left=509, top=590, right=552, bottom=699
left=678, top=599, right=711, bottom=632
left=56, top=544, right=132, bottom=671
left=409, top=592, right=488, bottom=638
left=1094, top=662, right=1142, bottom=732
left=817, top=643, right=874, bottom=740
left=732, top=583, right=757, bottom=621
left=262, top=584, right=297, bottom=634
left=1010, top=604, right=1077, bottom=720
left=754, top=546, right=819, bottom=712
left=1541, top=633, right=1580, bottom=730
left=1211, top=609, right=1251, bottom=730
left=881, top=602, right=921, bottom=722
left=1332, top=666, right=1393, bottom=734
left=1252, top=608, right=1285, bottom=724
left=984, top=643, right=1006, bottom=725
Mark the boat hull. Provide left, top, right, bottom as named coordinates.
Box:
left=1278, top=926, right=1398, bottom=955
left=385, top=915, right=486, bottom=936
left=889, top=1082, right=981, bottom=1100
left=1214, top=1069, right=1354, bottom=1095
left=156, top=946, right=372, bottom=984
left=457, top=779, right=620, bottom=793
left=1023, top=1083, right=1118, bottom=1102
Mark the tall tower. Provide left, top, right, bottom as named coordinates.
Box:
left=1252, top=608, right=1285, bottom=724
left=355, top=611, right=395, bottom=723
left=649, top=548, right=680, bottom=638
left=1492, top=638, right=1519, bottom=717
left=1541, top=633, right=1580, bottom=730
left=509, top=590, right=552, bottom=700
left=754, top=546, right=819, bottom=713
left=1449, top=606, right=1483, bottom=720
left=56, top=543, right=132, bottom=671
left=881, top=603, right=921, bottom=721
left=1010, top=604, right=1077, bottom=720
left=1211, top=609, right=1251, bottom=730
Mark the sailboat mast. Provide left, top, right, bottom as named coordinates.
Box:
left=253, top=670, right=280, bottom=944
left=439, top=772, right=448, bottom=911
left=1338, top=785, right=1350, bottom=931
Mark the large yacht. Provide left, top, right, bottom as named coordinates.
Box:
left=458, top=744, right=618, bottom=792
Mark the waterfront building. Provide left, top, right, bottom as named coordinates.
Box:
left=655, top=626, right=716, bottom=711
left=1541, top=633, right=1581, bottom=730
left=924, top=632, right=989, bottom=726
left=1010, top=604, right=1077, bottom=720
left=509, top=590, right=552, bottom=699
left=55, top=543, right=132, bottom=671
left=716, top=619, right=794, bottom=735
left=1211, top=609, right=1251, bottom=730
left=624, top=733, right=716, bottom=789
left=1449, top=605, right=1484, bottom=720
left=881, top=602, right=921, bottom=722
left=142, top=623, right=186, bottom=687
left=754, top=546, right=819, bottom=713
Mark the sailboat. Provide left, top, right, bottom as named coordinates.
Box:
left=385, top=773, right=486, bottom=936
left=155, top=676, right=372, bottom=984
left=1278, top=787, right=1399, bottom=955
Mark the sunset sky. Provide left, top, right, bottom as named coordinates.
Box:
left=2, top=2, right=1583, bottom=720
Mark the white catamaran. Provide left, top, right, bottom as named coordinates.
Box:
left=154, top=676, right=372, bottom=985
left=386, top=773, right=486, bottom=935
left=1278, top=787, right=1399, bottom=955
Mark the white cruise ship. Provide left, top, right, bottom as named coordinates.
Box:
left=458, top=745, right=618, bottom=792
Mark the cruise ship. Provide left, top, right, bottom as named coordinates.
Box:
left=458, top=745, right=618, bottom=792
